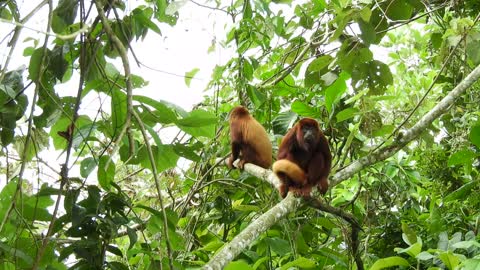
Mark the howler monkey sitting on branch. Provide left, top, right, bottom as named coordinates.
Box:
left=228, top=106, right=272, bottom=169
left=273, top=118, right=332, bottom=198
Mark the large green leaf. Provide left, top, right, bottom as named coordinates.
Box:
left=447, top=149, right=476, bottom=166
left=291, top=100, right=319, bottom=118
left=325, top=72, right=348, bottom=113
left=111, top=89, right=128, bottom=135
left=469, top=125, right=480, bottom=148
left=370, top=256, right=410, bottom=270
left=98, top=155, right=115, bottom=190
left=51, top=0, right=78, bottom=33
left=177, top=109, right=216, bottom=138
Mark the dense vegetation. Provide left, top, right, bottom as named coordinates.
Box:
left=0, top=0, right=479, bottom=269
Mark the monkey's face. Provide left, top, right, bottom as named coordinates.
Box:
left=300, top=125, right=319, bottom=151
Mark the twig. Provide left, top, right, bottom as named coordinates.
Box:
left=132, top=110, right=175, bottom=270
left=0, top=0, right=48, bottom=82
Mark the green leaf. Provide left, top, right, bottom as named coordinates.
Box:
left=0, top=179, right=17, bottom=223
left=133, top=95, right=181, bottom=123
left=98, top=155, right=115, bottom=190
left=51, top=0, right=78, bottom=33
left=396, top=242, right=422, bottom=258
left=447, top=149, right=476, bottom=166
left=50, top=115, right=91, bottom=150
left=462, top=259, right=480, bottom=270
left=155, top=0, right=178, bottom=25
left=1, top=127, right=14, bottom=146
left=49, top=45, right=68, bottom=80
left=416, top=251, right=434, bottom=261
left=325, top=72, right=349, bottom=113
left=336, top=107, right=359, bottom=122
left=372, top=124, right=394, bottom=137
left=109, top=261, right=130, bottom=270
left=177, top=109, right=216, bottom=127
left=199, top=240, right=224, bottom=252
left=246, top=85, right=267, bottom=108
left=452, top=240, right=480, bottom=249
left=185, top=68, right=199, bottom=87
left=438, top=251, right=460, bottom=269
left=272, top=111, right=297, bottom=135
left=80, top=157, right=97, bottom=178
left=225, top=260, right=253, bottom=270
left=28, top=48, right=48, bottom=82
left=264, top=238, right=290, bottom=256
left=369, top=256, right=410, bottom=270
left=359, top=6, right=372, bottom=21
left=0, top=242, right=33, bottom=266
left=469, top=125, right=480, bottom=148
left=132, top=7, right=161, bottom=35
left=177, top=109, right=216, bottom=138
left=0, top=6, right=12, bottom=20
left=307, top=56, right=333, bottom=73
left=291, top=100, right=319, bottom=118
left=304, top=55, right=333, bottom=88
left=165, top=0, right=187, bottom=15
left=172, top=143, right=201, bottom=161
left=467, top=40, right=480, bottom=65
left=106, top=245, right=123, bottom=257
left=143, top=124, right=180, bottom=172
left=126, top=227, right=138, bottom=250
left=111, top=89, right=127, bottom=135
left=280, top=257, right=316, bottom=269
left=386, top=0, right=413, bottom=21
left=444, top=181, right=477, bottom=202
left=401, top=223, right=417, bottom=245
left=358, top=19, right=376, bottom=45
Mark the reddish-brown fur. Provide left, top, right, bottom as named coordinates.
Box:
left=228, top=106, right=272, bottom=169
left=273, top=118, right=331, bottom=198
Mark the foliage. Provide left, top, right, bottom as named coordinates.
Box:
left=0, top=0, right=479, bottom=269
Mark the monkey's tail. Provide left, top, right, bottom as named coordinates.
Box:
left=272, top=159, right=307, bottom=185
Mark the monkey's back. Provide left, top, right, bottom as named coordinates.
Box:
left=241, top=117, right=272, bottom=168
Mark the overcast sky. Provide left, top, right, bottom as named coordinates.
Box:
left=0, top=1, right=233, bottom=110
left=0, top=1, right=234, bottom=188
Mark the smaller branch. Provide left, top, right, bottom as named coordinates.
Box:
left=132, top=110, right=174, bottom=270
left=305, top=198, right=361, bottom=230
left=93, top=0, right=133, bottom=163
left=189, top=0, right=230, bottom=14
left=0, top=18, right=90, bottom=40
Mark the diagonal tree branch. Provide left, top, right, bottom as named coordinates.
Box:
left=330, top=63, right=480, bottom=186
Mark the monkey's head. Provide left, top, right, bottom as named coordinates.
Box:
left=229, top=106, right=250, bottom=121
left=296, top=118, right=321, bottom=151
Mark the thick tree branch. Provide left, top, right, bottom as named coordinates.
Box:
left=205, top=161, right=363, bottom=269
left=330, top=63, right=480, bottom=186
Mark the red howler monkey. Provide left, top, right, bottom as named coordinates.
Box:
left=272, top=118, right=331, bottom=198
left=228, top=106, right=273, bottom=169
